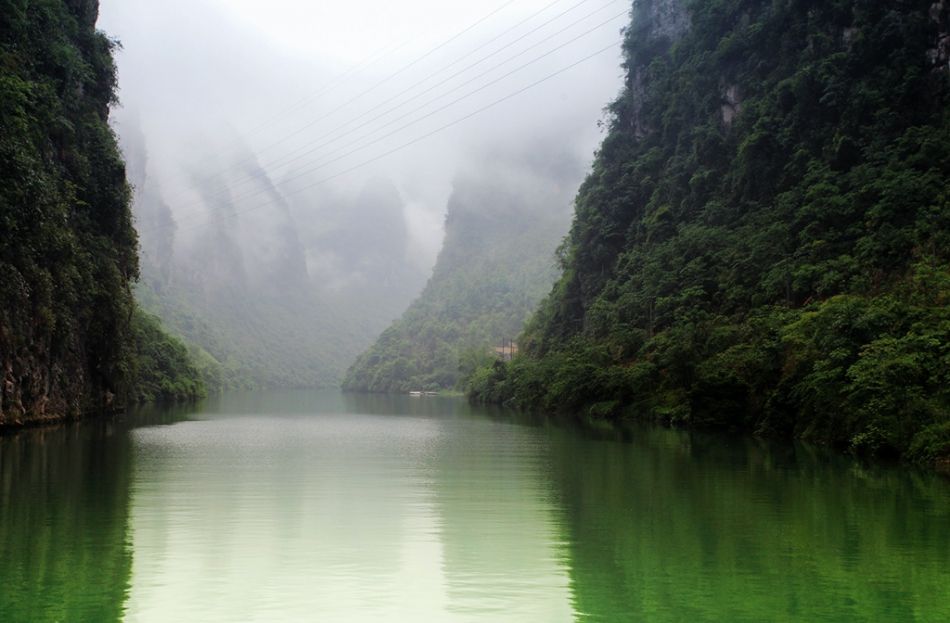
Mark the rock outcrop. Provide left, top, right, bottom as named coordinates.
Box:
left=0, top=1, right=138, bottom=425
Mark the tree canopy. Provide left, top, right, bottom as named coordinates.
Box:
left=469, top=0, right=950, bottom=463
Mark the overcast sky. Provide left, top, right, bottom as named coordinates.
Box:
left=98, top=0, right=629, bottom=269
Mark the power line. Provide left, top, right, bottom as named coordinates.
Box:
left=193, top=39, right=622, bottom=233
left=159, top=7, right=627, bottom=219
left=200, top=0, right=602, bottom=197
left=228, top=0, right=621, bottom=188
left=164, top=0, right=523, bottom=205
left=261, top=5, right=626, bottom=174
left=236, top=37, right=412, bottom=142
left=147, top=39, right=622, bottom=236
left=182, top=0, right=593, bottom=205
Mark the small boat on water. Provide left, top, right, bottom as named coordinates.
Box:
left=409, top=391, right=423, bottom=397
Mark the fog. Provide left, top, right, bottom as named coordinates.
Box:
left=97, top=0, right=629, bottom=386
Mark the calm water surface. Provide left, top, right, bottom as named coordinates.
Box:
left=1, top=390, right=949, bottom=622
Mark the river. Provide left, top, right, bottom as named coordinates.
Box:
left=1, top=390, right=948, bottom=621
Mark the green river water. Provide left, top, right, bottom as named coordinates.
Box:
left=1, top=390, right=948, bottom=622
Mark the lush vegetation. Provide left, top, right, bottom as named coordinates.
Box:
left=344, top=158, right=574, bottom=393
left=0, top=421, right=133, bottom=622
left=136, top=271, right=384, bottom=391
left=128, top=309, right=205, bottom=403
left=0, top=0, right=203, bottom=423
left=470, top=0, right=950, bottom=463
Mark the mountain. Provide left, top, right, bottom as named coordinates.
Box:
left=469, top=0, right=950, bottom=463
left=0, top=0, right=202, bottom=425
left=120, top=118, right=429, bottom=390
left=343, top=147, right=578, bottom=393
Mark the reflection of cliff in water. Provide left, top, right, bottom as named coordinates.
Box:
left=0, top=422, right=135, bottom=623
left=547, top=424, right=950, bottom=621
left=423, top=406, right=575, bottom=621
left=121, top=394, right=425, bottom=620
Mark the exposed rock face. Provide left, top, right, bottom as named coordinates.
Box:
left=1, top=0, right=136, bottom=426
left=721, top=84, right=742, bottom=127
left=626, top=0, right=691, bottom=137
left=842, top=26, right=859, bottom=48
left=0, top=320, right=86, bottom=426
left=930, top=2, right=950, bottom=73
left=66, top=0, right=99, bottom=27
left=633, top=0, right=690, bottom=43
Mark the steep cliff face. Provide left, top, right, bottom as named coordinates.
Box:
left=471, top=0, right=950, bottom=462
left=343, top=148, right=578, bottom=394
left=0, top=0, right=139, bottom=424
left=635, top=0, right=689, bottom=40
left=930, top=1, right=950, bottom=72
left=624, top=0, right=690, bottom=138
left=120, top=116, right=426, bottom=390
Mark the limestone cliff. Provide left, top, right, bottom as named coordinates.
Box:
left=0, top=0, right=138, bottom=424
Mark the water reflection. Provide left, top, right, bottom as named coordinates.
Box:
left=546, top=423, right=950, bottom=622
left=118, top=391, right=576, bottom=621
left=1, top=392, right=949, bottom=622
left=0, top=421, right=134, bottom=623
left=425, top=406, right=574, bottom=620
left=126, top=419, right=425, bottom=618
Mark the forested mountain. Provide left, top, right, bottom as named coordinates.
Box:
left=120, top=116, right=430, bottom=391
left=470, top=0, right=950, bottom=462
left=343, top=148, right=578, bottom=393
left=0, top=0, right=202, bottom=425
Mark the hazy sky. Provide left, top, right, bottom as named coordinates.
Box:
left=98, top=0, right=629, bottom=269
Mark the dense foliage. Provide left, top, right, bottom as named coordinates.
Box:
left=470, top=0, right=950, bottom=462
left=0, top=0, right=202, bottom=423
left=344, top=158, right=574, bottom=393
left=128, top=309, right=205, bottom=403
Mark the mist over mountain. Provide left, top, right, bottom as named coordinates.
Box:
left=119, top=116, right=430, bottom=388
left=100, top=0, right=623, bottom=389
left=344, top=141, right=580, bottom=393
left=5, top=2, right=950, bottom=620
